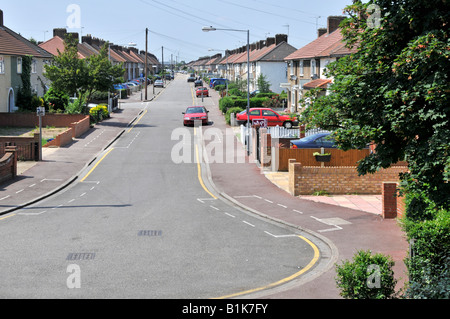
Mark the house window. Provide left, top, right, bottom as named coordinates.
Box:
left=299, top=60, right=304, bottom=76
left=289, top=62, right=294, bottom=76
left=0, top=56, right=4, bottom=74
left=17, top=57, right=22, bottom=74
left=31, top=60, right=37, bottom=74
left=311, top=59, right=317, bottom=77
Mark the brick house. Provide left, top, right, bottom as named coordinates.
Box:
left=216, top=34, right=296, bottom=94
left=0, top=10, right=53, bottom=113
left=283, top=16, right=357, bottom=113
left=40, top=29, right=161, bottom=82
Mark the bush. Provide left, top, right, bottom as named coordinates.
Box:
left=335, top=250, right=398, bottom=299
left=44, top=87, right=69, bottom=113
left=219, top=97, right=235, bottom=114
left=214, top=84, right=226, bottom=92
left=225, top=107, right=244, bottom=124
left=89, top=104, right=109, bottom=122
left=401, top=208, right=450, bottom=298
left=90, top=91, right=110, bottom=101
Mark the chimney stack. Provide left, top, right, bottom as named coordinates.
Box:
left=317, top=28, right=327, bottom=38
left=0, top=10, right=4, bottom=27
left=53, top=28, right=68, bottom=38
left=266, top=37, right=275, bottom=46
left=275, top=34, right=288, bottom=45
left=327, top=16, right=346, bottom=34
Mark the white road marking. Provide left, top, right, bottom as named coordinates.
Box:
left=242, top=221, right=255, bottom=227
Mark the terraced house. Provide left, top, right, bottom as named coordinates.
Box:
left=283, top=16, right=357, bottom=113
left=0, top=10, right=53, bottom=113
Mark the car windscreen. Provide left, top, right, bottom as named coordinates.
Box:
left=186, top=108, right=205, bottom=114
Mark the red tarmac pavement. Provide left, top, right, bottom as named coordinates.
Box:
left=203, top=87, right=408, bottom=299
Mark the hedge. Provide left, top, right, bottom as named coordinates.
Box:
left=219, top=96, right=269, bottom=114
left=225, top=107, right=244, bottom=124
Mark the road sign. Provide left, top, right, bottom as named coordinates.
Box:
left=252, top=118, right=268, bottom=128
left=36, top=107, right=45, bottom=116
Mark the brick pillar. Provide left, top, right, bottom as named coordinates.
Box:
left=289, top=160, right=302, bottom=196
left=382, top=182, right=398, bottom=219
left=300, top=125, right=306, bottom=138
left=5, top=146, right=17, bottom=178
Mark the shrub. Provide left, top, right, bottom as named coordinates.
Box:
left=89, top=104, right=109, bottom=122
left=219, top=96, right=235, bottom=114
left=401, top=208, right=450, bottom=298
left=335, top=250, right=398, bottom=299
left=225, top=107, right=244, bottom=124
left=44, top=87, right=69, bottom=113
left=90, top=91, right=110, bottom=101
left=214, top=84, right=226, bottom=92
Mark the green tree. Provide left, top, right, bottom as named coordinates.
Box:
left=300, top=0, right=450, bottom=212
left=84, top=42, right=125, bottom=102
left=44, top=35, right=124, bottom=112
left=256, top=73, right=271, bottom=93
left=301, top=0, right=450, bottom=298
left=44, top=34, right=88, bottom=98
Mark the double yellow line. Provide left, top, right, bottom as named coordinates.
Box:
left=215, top=235, right=320, bottom=299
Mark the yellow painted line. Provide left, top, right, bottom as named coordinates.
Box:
left=80, top=148, right=114, bottom=182
left=195, top=143, right=217, bottom=200
left=190, top=86, right=195, bottom=104
left=128, top=109, right=148, bottom=133
left=214, top=235, right=320, bottom=299
left=0, top=214, right=16, bottom=221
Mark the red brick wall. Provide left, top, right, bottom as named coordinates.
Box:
left=289, top=161, right=408, bottom=196
left=69, top=115, right=90, bottom=138
left=0, top=113, right=87, bottom=128
left=0, top=147, right=17, bottom=184
left=44, top=128, right=73, bottom=148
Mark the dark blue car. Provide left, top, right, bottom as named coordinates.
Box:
left=290, top=133, right=336, bottom=149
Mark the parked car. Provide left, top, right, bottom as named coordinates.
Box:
left=182, top=106, right=209, bottom=126
left=209, top=78, right=221, bottom=87
left=290, top=133, right=336, bottom=149
left=194, top=80, right=203, bottom=87
left=236, top=108, right=298, bottom=129
left=154, top=80, right=164, bottom=88
left=196, top=87, right=209, bottom=97
left=212, top=79, right=229, bottom=88
left=187, top=76, right=196, bottom=82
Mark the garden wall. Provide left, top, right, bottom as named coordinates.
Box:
left=0, top=146, right=17, bottom=184
left=288, top=159, right=408, bottom=196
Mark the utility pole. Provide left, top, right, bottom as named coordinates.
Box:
left=145, top=28, right=148, bottom=101
left=162, top=46, right=164, bottom=85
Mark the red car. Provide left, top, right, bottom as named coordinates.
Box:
left=236, top=108, right=298, bottom=128
left=182, top=106, right=209, bottom=126
left=196, top=87, right=209, bottom=97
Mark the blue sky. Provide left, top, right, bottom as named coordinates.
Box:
left=2, top=0, right=353, bottom=62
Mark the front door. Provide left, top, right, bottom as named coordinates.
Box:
left=8, top=88, right=14, bottom=113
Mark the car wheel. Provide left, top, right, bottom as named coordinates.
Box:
left=283, top=122, right=293, bottom=129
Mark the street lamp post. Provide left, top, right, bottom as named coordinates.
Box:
left=203, top=26, right=251, bottom=156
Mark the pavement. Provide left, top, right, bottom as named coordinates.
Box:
left=0, top=86, right=157, bottom=215
left=0, top=76, right=408, bottom=299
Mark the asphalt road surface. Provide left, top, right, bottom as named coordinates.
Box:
left=0, top=76, right=324, bottom=299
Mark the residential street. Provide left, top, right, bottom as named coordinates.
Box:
left=0, top=75, right=408, bottom=299
left=0, top=76, right=326, bottom=299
